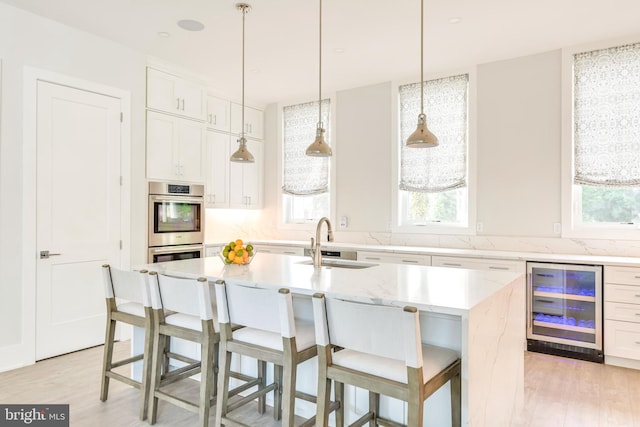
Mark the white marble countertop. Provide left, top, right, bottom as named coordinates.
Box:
left=206, top=239, right=640, bottom=267
left=141, top=253, right=523, bottom=316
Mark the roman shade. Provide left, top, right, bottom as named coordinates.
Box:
left=399, top=74, right=468, bottom=193
left=574, top=42, right=640, bottom=187
left=282, top=99, right=330, bottom=195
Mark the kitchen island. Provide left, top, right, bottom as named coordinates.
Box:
left=138, top=253, right=525, bottom=426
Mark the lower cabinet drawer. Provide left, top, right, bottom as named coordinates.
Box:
left=605, top=283, right=640, bottom=305
left=357, top=251, right=430, bottom=266
left=431, top=256, right=525, bottom=273
left=605, top=320, right=640, bottom=359
left=605, top=301, right=640, bottom=322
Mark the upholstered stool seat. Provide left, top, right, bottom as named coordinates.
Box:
left=147, top=272, right=219, bottom=427
left=312, top=293, right=462, bottom=427
left=99, top=265, right=154, bottom=421
left=214, top=281, right=330, bottom=427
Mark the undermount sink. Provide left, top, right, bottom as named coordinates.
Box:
left=297, top=259, right=377, bottom=269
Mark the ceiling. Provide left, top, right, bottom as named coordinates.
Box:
left=2, top=0, right=640, bottom=106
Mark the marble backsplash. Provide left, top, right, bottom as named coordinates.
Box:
left=205, top=210, right=640, bottom=258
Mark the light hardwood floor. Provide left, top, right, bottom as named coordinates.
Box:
left=1, top=342, right=640, bottom=426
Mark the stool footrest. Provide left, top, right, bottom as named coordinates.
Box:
left=294, top=390, right=317, bottom=404
left=110, top=353, right=143, bottom=369
left=227, top=383, right=277, bottom=413
left=154, top=390, right=199, bottom=413
left=350, top=412, right=376, bottom=427
left=166, top=351, right=199, bottom=365
left=105, top=371, right=141, bottom=389
left=228, top=378, right=261, bottom=398
left=376, top=417, right=405, bottom=427
left=160, top=363, right=201, bottom=387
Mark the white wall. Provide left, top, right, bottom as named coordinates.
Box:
left=206, top=46, right=640, bottom=258
left=477, top=50, right=561, bottom=237
left=0, top=3, right=148, bottom=371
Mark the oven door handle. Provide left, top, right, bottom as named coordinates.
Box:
left=149, top=244, right=204, bottom=255
left=149, top=195, right=204, bottom=205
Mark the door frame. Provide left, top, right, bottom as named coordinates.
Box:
left=21, top=67, right=131, bottom=365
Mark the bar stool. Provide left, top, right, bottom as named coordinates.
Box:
left=100, top=264, right=154, bottom=420
left=214, top=280, right=320, bottom=427
left=312, top=293, right=462, bottom=427
left=147, top=272, right=219, bottom=427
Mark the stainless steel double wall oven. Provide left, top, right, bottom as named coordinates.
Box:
left=148, top=181, right=204, bottom=263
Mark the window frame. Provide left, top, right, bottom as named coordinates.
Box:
left=391, top=67, right=477, bottom=235
left=277, top=95, right=337, bottom=231
left=561, top=37, right=640, bottom=240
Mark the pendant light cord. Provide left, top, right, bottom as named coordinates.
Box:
left=420, top=0, right=424, bottom=116
left=318, top=0, right=323, bottom=127
left=241, top=5, right=247, bottom=140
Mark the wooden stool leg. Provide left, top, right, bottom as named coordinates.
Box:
left=273, top=364, right=283, bottom=421
left=281, top=358, right=297, bottom=427
left=100, top=315, right=116, bottom=401
left=139, top=312, right=154, bottom=420
left=214, top=344, right=232, bottom=427
left=334, top=380, right=345, bottom=427
left=407, top=367, right=424, bottom=427
left=257, top=359, right=267, bottom=414
left=368, top=391, right=379, bottom=426
left=316, top=344, right=331, bottom=427
left=199, top=330, right=215, bottom=427
left=451, top=370, right=462, bottom=427
left=148, top=326, right=164, bottom=424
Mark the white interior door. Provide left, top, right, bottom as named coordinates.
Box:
left=36, top=80, right=122, bottom=360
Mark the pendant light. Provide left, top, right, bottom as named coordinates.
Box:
left=305, top=0, right=332, bottom=157
left=406, top=0, right=438, bottom=148
left=230, top=3, right=255, bottom=163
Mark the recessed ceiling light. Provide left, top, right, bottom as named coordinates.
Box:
left=448, top=17, right=462, bottom=24
left=157, top=31, right=171, bottom=38
left=177, top=19, right=205, bottom=31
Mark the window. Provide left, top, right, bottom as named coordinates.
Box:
left=281, top=99, right=330, bottom=224
left=397, top=74, right=469, bottom=228
left=568, top=42, right=640, bottom=233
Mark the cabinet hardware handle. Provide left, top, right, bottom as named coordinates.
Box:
left=213, top=115, right=217, bottom=125
left=176, top=98, right=180, bottom=109
left=284, top=251, right=296, bottom=255
left=490, top=266, right=509, bottom=270
left=443, top=263, right=462, bottom=267
left=366, top=257, right=381, bottom=261
left=635, top=294, right=640, bottom=297
left=402, top=260, right=419, bottom=263
left=208, top=113, right=212, bottom=123
left=181, top=99, right=185, bottom=110
left=635, top=276, right=640, bottom=279
left=635, top=313, right=640, bottom=316
left=536, top=299, right=554, bottom=304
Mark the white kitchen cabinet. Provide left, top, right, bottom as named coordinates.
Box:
left=228, top=139, right=263, bottom=209
left=357, top=250, right=431, bottom=266
left=252, top=244, right=304, bottom=256
left=204, top=131, right=230, bottom=208
left=146, top=67, right=207, bottom=121
left=146, top=111, right=205, bottom=183
left=206, top=96, right=230, bottom=132
left=431, top=255, right=525, bottom=273
left=231, top=103, right=264, bottom=140
left=604, top=265, right=640, bottom=368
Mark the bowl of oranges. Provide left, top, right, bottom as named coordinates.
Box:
left=220, top=239, right=255, bottom=265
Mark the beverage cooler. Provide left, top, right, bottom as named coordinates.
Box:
left=527, top=262, right=603, bottom=363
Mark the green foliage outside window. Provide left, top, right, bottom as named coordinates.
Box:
left=581, top=186, right=640, bottom=223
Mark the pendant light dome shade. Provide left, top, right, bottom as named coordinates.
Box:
left=305, top=0, right=332, bottom=157
left=230, top=136, right=255, bottom=162
left=406, top=0, right=438, bottom=148
left=305, top=125, right=332, bottom=156
left=406, top=113, right=438, bottom=147
left=230, top=3, right=255, bottom=163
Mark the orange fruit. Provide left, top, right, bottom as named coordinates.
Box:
left=235, top=239, right=243, bottom=247
left=233, top=256, right=243, bottom=264
left=228, top=251, right=236, bottom=261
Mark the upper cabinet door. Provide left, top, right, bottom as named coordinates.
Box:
left=207, top=96, right=231, bottom=132
left=146, top=68, right=207, bottom=121
left=231, top=103, right=264, bottom=140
